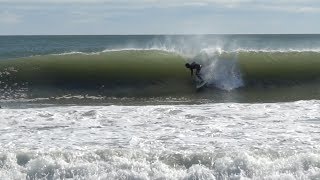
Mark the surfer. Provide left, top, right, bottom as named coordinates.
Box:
left=185, top=62, right=204, bottom=82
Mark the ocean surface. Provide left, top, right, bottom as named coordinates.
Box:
left=0, top=35, right=320, bottom=179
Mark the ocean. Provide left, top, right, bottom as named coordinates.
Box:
left=0, top=35, right=319, bottom=179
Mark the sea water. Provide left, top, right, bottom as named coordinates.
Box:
left=0, top=35, right=320, bottom=179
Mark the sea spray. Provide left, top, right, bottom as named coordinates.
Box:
left=193, top=48, right=244, bottom=91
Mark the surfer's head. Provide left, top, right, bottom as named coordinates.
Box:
left=185, top=63, right=190, bottom=68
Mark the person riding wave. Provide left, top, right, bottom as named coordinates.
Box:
left=185, top=62, right=204, bottom=82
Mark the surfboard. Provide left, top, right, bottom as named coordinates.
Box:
left=196, top=81, right=207, bottom=89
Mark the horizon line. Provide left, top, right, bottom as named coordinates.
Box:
left=1, top=33, right=320, bottom=36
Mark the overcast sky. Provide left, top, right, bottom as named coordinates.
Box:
left=1, top=0, right=320, bottom=35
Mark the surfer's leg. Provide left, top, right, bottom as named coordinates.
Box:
left=196, top=71, right=203, bottom=82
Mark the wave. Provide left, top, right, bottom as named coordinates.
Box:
left=0, top=50, right=194, bottom=99
left=1, top=49, right=320, bottom=100
left=195, top=49, right=320, bottom=85
left=1, top=149, right=319, bottom=179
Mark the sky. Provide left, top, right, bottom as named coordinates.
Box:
left=0, top=0, right=320, bottom=35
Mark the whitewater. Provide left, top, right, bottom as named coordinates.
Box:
left=1, top=35, right=320, bottom=179
left=1, top=101, right=320, bottom=179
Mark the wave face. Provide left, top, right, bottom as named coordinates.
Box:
left=196, top=50, right=320, bottom=85
left=238, top=51, right=320, bottom=82
left=2, top=49, right=320, bottom=102
left=0, top=50, right=193, bottom=99
left=1, top=35, right=320, bottom=103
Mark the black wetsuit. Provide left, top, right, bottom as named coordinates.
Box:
left=187, top=62, right=203, bottom=82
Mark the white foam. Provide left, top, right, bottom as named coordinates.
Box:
left=0, top=100, right=320, bottom=179
left=102, top=47, right=177, bottom=53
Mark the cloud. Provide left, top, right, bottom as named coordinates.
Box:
left=0, top=11, right=21, bottom=24
left=1, top=0, right=320, bottom=14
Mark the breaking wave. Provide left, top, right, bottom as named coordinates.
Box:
left=1, top=48, right=320, bottom=100
left=1, top=149, right=319, bottom=179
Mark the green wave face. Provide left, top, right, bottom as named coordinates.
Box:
left=1, top=49, right=320, bottom=101
left=238, top=51, right=320, bottom=81
left=194, top=50, right=320, bottom=86
left=0, top=50, right=193, bottom=97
